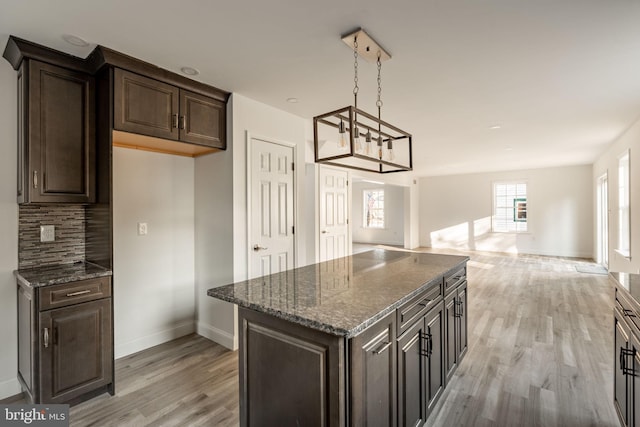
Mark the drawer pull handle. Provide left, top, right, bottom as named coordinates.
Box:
left=43, top=328, right=49, bottom=348
left=66, top=289, right=92, bottom=297
left=373, top=341, right=392, bottom=355
left=418, top=299, right=431, bottom=307
left=172, top=114, right=179, bottom=128
left=624, top=309, right=636, bottom=318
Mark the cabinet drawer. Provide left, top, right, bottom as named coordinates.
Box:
left=397, top=280, right=443, bottom=335
left=38, top=277, right=111, bottom=311
left=445, top=267, right=466, bottom=294
left=616, top=288, right=640, bottom=332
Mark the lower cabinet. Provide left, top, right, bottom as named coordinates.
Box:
left=17, top=277, right=114, bottom=404
left=445, top=281, right=468, bottom=382
left=350, top=312, right=397, bottom=427
left=397, top=303, right=444, bottom=427
left=236, top=263, right=469, bottom=427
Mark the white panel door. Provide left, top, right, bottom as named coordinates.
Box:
left=249, top=138, right=295, bottom=278
left=319, top=166, right=349, bottom=262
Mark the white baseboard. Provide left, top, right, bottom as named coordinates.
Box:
left=0, top=377, right=22, bottom=400
left=115, top=320, right=195, bottom=359
left=197, top=321, right=237, bottom=350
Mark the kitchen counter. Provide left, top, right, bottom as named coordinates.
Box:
left=207, top=249, right=468, bottom=337
left=14, top=261, right=112, bottom=288
left=208, top=249, right=470, bottom=426
left=611, top=272, right=640, bottom=305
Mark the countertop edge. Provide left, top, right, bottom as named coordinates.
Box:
left=14, top=262, right=113, bottom=288
left=208, top=255, right=469, bottom=338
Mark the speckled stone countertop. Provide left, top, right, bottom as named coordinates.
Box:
left=208, top=249, right=468, bottom=337
left=15, top=261, right=112, bottom=288
left=611, top=272, right=640, bottom=304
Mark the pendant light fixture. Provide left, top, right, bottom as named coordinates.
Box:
left=314, top=28, right=412, bottom=173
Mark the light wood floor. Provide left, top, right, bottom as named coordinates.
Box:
left=6, top=250, right=620, bottom=426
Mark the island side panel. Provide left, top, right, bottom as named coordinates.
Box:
left=239, top=307, right=346, bottom=427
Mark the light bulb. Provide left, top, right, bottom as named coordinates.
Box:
left=364, top=130, right=372, bottom=155
left=354, top=127, right=362, bottom=152
left=338, top=119, right=347, bottom=149
left=387, top=140, right=395, bottom=161
left=377, top=136, right=383, bottom=159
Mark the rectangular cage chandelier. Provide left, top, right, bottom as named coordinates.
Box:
left=313, top=28, right=413, bottom=173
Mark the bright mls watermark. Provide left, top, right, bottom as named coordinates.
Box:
left=0, top=405, right=69, bottom=427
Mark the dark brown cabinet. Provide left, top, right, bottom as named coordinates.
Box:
left=445, top=280, right=467, bottom=383
left=397, top=303, right=444, bottom=427
left=234, top=260, right=469, bottom=427
left=17, top=277, right=113, bottom=404
left=350, top=312, right=397, bottom=427
left=114, top=68, right=226, bottom=149
left=17, top=60, right=95, bottom=203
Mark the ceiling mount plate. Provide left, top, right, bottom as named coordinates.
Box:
left=341, top=28, right=391, bottom=63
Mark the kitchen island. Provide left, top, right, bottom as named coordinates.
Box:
left=208, top=249, right=469, bottom=426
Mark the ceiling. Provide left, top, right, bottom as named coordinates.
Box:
left=2, top=0, right=640, bottom=177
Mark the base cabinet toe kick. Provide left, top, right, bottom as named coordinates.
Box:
left=210, top=250, right=469, bottom=426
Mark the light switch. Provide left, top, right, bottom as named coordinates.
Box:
left=138, top=222, right=148, bottom=236
left=40, top=225, right=55, bottom=242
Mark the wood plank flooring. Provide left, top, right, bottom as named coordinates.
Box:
left=4, top=250, right=620, bottom=426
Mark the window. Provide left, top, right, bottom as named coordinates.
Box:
left=618, top=150, right=630, bottom=257
left=363, top=189, right=384, bottom=228
left=492, top=182, right=527, bottom=232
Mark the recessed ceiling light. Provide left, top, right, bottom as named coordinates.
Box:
left=180, top=66, right=199, bottom=76
left=286, top=98, right=299, bottom=103
left=505, top=147, right=513, bottom=151
left=489, top=125, right=502, bottom=130
left=62, top=34, right=89, bottom=47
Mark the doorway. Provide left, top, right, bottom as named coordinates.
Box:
left=247, top=136, right=295, bottom=278
left=596, top=172, right=608, bottom=268
left=318, top=166, right=350, bottom=262
left=351, top=178, right=406, bottom=251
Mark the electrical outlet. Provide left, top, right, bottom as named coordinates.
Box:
left=137, top=222, right=148, bottom=236
left=40, top=225, right=55, bottom=242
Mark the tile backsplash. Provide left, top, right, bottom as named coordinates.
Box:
left=19, top=205, right=86, bottom=269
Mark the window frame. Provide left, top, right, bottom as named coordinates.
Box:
left=492, top=181, right=528, bottom=233
left=617, top=149, right=631, bottom=258
left=363, top=188, right=385, bottom=229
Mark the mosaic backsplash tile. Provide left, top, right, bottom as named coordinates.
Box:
left=19, top=205, right=86, bottom=268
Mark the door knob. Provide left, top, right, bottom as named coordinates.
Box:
left=253, top=244, right=268, bottom=251
left=321, top=230, right=327, bottom=234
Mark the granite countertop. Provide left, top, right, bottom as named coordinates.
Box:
left=611, top=272, right=640, bottom=304
left=208, top=249, right=469, bottom=337
left=14, top=261, right=113, bottom=288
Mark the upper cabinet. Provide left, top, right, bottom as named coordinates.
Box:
left=10, top=49, right=96, bottom=204
left=114, top=69, right=226, bottom=150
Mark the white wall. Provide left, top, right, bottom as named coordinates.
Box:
left=419, top=165, right=593, bottom=258
left=195, top=93, right=309, bottom=350
left=594, top=116, right=640, bottom=273
left=352, top=182, right=405, bottom=246
left=113, top=147, right=195, bottom=358
left=194, top=99, right=235, bottom=349
left=0, top=59, right=20, bottom=399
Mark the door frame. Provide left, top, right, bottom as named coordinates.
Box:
left=246, top=131, right=297, bottom=278
left=316, top=165, right=352, bottom=262
left=597, top=171, right=609, bottom=268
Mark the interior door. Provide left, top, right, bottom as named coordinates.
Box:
left=319, top=166, right=349, bottom=262
left=249, top=137, right=295, bottom=278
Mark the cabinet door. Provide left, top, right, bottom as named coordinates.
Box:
left=28, top=60, right=95, bottom=203
left=425, top=304, right=445, bottom=415
left=350, top=312, right=397, bottom=427
left=179, top=90, right=226, bottom=149
left=444, top=292, right=457, bottom=383
left=630, top=331, right=640, bottom=427
left=397, top=318, right=426, bottom=427
left=615, top=309, right=630, bottom=426
left=113, top=68, right=179, bottom=141
left=39, top=298, right=112, bottom=404
left=457, top=282, right=468, bottom=361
